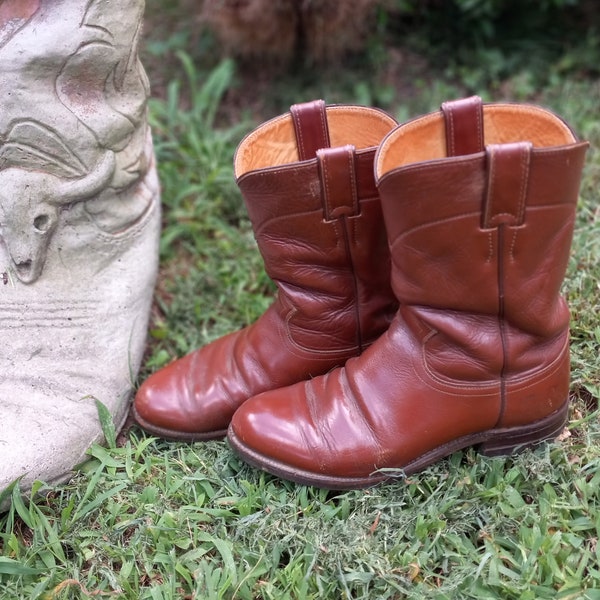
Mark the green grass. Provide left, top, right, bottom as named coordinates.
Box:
left=2, top=11, right=600, bottom=600
left=3, top=432, right=600, bottom=598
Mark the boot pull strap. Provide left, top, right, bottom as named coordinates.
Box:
left=317, top=145, right=359, bottom=221
left=483, top=142, right=532, bottom=229
left=441, top=96, right=484, bottom=157
left=290, top=99, right=331, bottom=161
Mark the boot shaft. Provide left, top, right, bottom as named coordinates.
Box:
left=233, top=101, right=398, bottom=353
left=376, top=97, right=588, bottom=380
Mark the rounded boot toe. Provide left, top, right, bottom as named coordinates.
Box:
left=228, top=386, right=321, bottom=480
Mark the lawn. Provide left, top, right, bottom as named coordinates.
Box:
left=1, top=1, right=600, bottom=598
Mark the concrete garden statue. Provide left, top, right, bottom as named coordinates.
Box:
left=0, top=0, right=160, bottom=501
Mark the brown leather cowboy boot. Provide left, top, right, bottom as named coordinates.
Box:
left=133, top=100, right=398, bottom=440
left=228, top=96, right=588, bottom=489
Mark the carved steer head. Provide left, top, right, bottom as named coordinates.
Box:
left=0, top=151, right=115, bottom=284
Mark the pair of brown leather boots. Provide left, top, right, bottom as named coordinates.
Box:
left=134, top=96, right=588, bottom=489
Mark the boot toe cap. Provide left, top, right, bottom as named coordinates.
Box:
left=228, top=386, right=320, bottom=475
left=133, top=353, right=236, bottom=440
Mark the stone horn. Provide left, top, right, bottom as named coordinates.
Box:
left=55, top=150, right=116, bottom=204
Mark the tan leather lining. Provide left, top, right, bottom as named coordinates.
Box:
left=234, top=106, right=397, bottom=178
left=376, top=104, right=577, bottom=177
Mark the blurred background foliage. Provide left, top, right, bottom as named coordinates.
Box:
left=143, top=0, right=599, bottom=119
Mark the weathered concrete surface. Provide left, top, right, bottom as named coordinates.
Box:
left=0, top=0, right=160, bottom=500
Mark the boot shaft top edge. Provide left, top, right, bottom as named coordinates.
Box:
left=234, top=103, right=397, bottom=179
left=237, top=147, right=380, bottom=230
left=375, top=101, right=584, bottom=181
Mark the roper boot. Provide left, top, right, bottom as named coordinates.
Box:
left=133, top=100, right=398, bottom=440
left=228, top=96, right=588, bottom=489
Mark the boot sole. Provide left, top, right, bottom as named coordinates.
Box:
left=227, top=400, right=569, bottom=489
left=131, top=407, right=227, bottom=442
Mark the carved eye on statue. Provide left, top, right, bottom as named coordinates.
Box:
left=33, top=213, right=52, bottom=233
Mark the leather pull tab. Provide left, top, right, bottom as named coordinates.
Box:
left=290, top=99, right=331, bottom=161
left=483, top=142, right=532, bottom=229
left=317, top=145, right=359, bottom=221
left=441, top=96, right=484, bottom=157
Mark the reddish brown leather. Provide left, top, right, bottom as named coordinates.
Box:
left=228, top=101, right=588, bottom=488
left=133, top=103, right=398, bottom=440
left=290, top=99, right=331, bottom=161
left=483, top=142, right=530, bottom=227
left=441, top=95, right=484, bottom=156
left=317, top=145, right=359, bottom=220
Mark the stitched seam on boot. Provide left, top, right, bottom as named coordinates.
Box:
left=279, top=213, right=362, bottom=356
left=503, top=333, right=570, bottom=390
left=445, top=102, right=456, bottom=157
left=389, top=210, right=482, bottom=249
left=416, top=314, right=569, bottom=394
left=485, top=230, right=494, bottom=263
left=378, top=155, right=484, bottom=186
left=340, top=215, right=363, bottom=353
left=494, top=224, right=508, bottom=429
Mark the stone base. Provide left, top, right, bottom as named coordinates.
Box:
left=0, top=158, right=160, bottom=500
